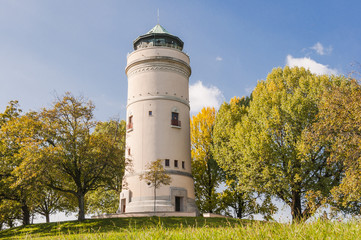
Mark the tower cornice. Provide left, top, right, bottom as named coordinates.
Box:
left=126, top=56, right=191, bottom=78
left=127, top=95, right=190, bottom=109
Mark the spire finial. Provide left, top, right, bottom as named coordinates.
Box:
left=157, top=8, right=159, bottom=24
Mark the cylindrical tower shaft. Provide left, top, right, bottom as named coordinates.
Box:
left=119, top=25, right=197, bottom=215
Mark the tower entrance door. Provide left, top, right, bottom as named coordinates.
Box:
left=175, top=196, right=183, bottom=212
left=120, top=199, right=126, bottom=213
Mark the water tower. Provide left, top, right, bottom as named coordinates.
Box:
left=119, top=24, right=198, bottom=216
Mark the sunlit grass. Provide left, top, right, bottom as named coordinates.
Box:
left=1, top=217, right=360, bottom=239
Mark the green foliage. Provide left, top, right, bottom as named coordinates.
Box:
left=0, top=101, right=41, bottom=225
left=34, top=188, right=71, bottom=223
left=228, top=67, right=349, bottom=221
left=0, top=199, right=21, bottom=229
left=92, top=119, right=127, bottom=194
left=86, top=119, right=126, bottom=215
left=213, top=97, right=276, bottom=219
left=86, top=188, right=119, bottom=215
left=13, top=93, right=126, bottom=221
left=0, top=95, right=127, bottom=225
left=139, top=159, right=171, bottom=189
left=190, top=107, right=223, bottom=214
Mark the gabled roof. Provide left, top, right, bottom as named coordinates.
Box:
left=147, top=24, right=170, bottom=34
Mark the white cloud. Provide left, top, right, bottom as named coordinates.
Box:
left=285, top=55, right=337, bottom=75
left=215, top=56, right=223, bottom=61
left=310, top=42, right=332, bottom=55
left=189, top=81, right=224, bottom=113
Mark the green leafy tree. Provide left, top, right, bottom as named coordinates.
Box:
left=214, top=97, right=276, bottom=219
left=87, top=120, right=126, bottom=215
left=0, top=101, right=41, bottom=225
left=0, top=199, right=21, bottom=229
left=230, top=67, right=347, bottom=221
left=190, top=107, right=223, bottom=214
left=218, top=177, right=275, bottom=219
left=34, top=188, right=71, bottom=223
left=139, top=159, right=171, bottom=212
left=17, top=93, right=125, bottom=221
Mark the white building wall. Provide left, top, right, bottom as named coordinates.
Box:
left=120, top=46, right=197, bottom=214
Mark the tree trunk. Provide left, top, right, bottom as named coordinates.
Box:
left=77, top=194, right=85, bottom=221
left=154, top=182, right=156, bottom=213
left=45, top=212, right=50, bottom=223
left=21, top=204, right=30, bottom=225
left=207, top=162, right=213, bottom=213
left=7, top=220, right=14, bottom=228
left=291, top=189, right=302, bottom=222
left=236, top=196, right=244, bottom=219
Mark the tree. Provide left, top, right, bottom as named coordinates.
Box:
left=87, top=120, right=126, bottom=215
left=190, top=107, right=223, bottom=214
left=0, top=199, right=21, bottom=229
left=230, top=67, right=347, bottom=221
left=34, top=188, right=71, bottom=223
left=304, top=79, right=361, bottom=215
left=218, top=177, right=275, bottom=219
left=92, top=120, right=126, bottom=195
left=0, top=101, right=41, bottom=225
left=18, top=93, right=125, bottom=221
left=139, top=159, right=171, bottom=212
left=213, top=97, right=276, bottom=219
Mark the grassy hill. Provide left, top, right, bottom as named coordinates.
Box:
left=0, top=217, right=360, bottom=239
left=0, top=217, right=246, bottom=239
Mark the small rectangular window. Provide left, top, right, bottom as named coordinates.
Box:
left=127, top=116, right=133, bottom=129
left=172, top=112, right=178, bottom=120
left=174, top=160, right=178, bottom=168
left=128, top=148, right=131, bottom=156
left=171, top=112, right=181, bottom=127
left=165, top=159, right=170, bottom=167
left=182, top=161, right=185, bottom=169
left=149, top=111, right=152, bottom=116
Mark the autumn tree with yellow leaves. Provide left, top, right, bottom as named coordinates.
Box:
left=304, top=79, right=361, bottom=215
left=190, top=107, right=223, bottom=214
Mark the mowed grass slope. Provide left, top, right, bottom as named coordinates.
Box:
left=0, top=217, right=245, bottom=239
left=0, top=217, right=360, bottom=239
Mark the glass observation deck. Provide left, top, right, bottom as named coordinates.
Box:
left=133, top=24, right=184, bottom=51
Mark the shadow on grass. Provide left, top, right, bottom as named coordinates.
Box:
left=0, top=217, right=250, bottom=239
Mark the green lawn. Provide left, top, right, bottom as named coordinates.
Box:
left=0, top=217, right=360, bottom=239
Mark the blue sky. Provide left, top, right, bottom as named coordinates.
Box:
left=1, top=0, right=360, bottom=120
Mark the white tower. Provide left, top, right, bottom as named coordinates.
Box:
left=119, top=24, right=198, bottom=216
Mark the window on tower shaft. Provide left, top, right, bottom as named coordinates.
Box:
left=174, top=160, right=178, bottom=168
left=127, top=116, right=133, bottom=130
left=165, top=159, right=170, bottom=167
left=171, top=112, right=181, bottom=127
